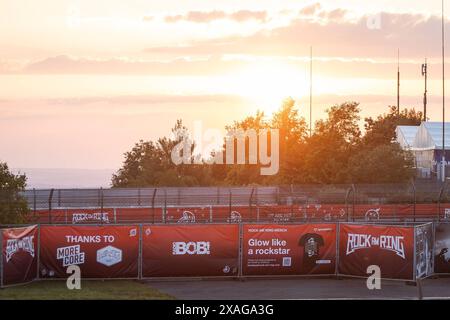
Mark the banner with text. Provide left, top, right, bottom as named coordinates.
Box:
left=338, top=224, right=414, bottom=280
left=433, top=223, right=450, bottom=274
left=1, top=225, right=38, bottom=286
left=142, top=224, right=239, bottom=277
left=242, top=224, right=337, bottom=276
left=415, top=223, right=433, bottom=278
left=39, top=225, right=139, bottom=278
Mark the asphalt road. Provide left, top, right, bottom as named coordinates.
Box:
left=147, top=277, right=450, bottom=300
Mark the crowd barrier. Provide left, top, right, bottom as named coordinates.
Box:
left=0, top=222, right=444, bottom=288
left=28, top=203, right=450, bottom=225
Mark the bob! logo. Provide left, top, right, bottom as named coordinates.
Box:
left=172, top=241, right=210, bottom=255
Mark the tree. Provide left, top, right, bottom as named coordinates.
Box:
left=112, top=120, right=213, bottom=187
left=301, top=102, right=361, bottom=183
left=363, top=106, right=422, bottom=147
left=347, top=143, right=415, bottom=183
left=222, top=110, right=268, bottom=185
left=0, top=162, right=28, bottom=224
left=222, top=98, right=308, bottom=185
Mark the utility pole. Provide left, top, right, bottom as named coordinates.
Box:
left=442, top=0, right=446, bottom=182
left=397, top=49, right=400, bottom=115
left=422, top=59, right=428, bottom=121
left=309, top=46, right=313, bottom=137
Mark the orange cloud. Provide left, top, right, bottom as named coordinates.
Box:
left=164, top=10, right=267, bottom=23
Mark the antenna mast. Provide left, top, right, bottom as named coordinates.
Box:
left=422, top=59, right=428, bottom=121
left=309, top=46, right=313, bottom=137
left=397, top=49, right=400, bottom=115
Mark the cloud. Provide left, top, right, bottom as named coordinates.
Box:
left=18, top=54, right=247, bottom=75
left=299, top=3, right=322, bottom=16
left=43, top=94, right=249, bottom=106
left=147, top=9, right=448, bottom=59
left=4, top=53, right=448, bottom=80
left=164, top=10, right=267, bottom=24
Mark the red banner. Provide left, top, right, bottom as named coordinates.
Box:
left=211, top=206, right=251, bottom=222
left=67, top=208, right=114, bottom=224
left=338, top=224, right=414, bottom=280
left=1, top=225, right=38, bottom=286
left=165, top=207, right=211, bottom=223
left=142, top=224, right=239, bottom=277
left=116, top=207, right=163, bottom=223
left=39, top=225, right=139, bottom=278
left=242, top=224, right=337, bottom=276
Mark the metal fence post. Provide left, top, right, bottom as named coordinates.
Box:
left=276, top=186, right=280, bottom=205
left=33, top=188, right=36, bottom=218
left=0, top=227, right=3, bottom=288
left=100, top=187, right=104, bottom=225
left=238, top=223, right=243, bottom=279
left=36, top=224, right=41, bottom=280
left=138, top=224, right=143, bottom=280
left=290, top=184, right=294, bottom=216
left=163, top=189, right=167, bottom=223
left=345, top=187, right=352, bottom=222
left=249, top=188, right=255, bottom=222
left=151, top=188, right=157, bottom=224
left=335, top=222, right=340, bottom=276
left=352, top=184, right=356, bottom=222
left=413, top=224, right=417, bottom=282
left=217, top=187, right=220, bottom=206
left=48, top=189, right=54, bottom=224
left=412, top=180, right=417, bottom=222
left=438, top=182, right=446, bottom=222
left=228, top=190, right=232, bottom=217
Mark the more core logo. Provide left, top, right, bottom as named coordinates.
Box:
left=172, top=241, right=211, bottom=255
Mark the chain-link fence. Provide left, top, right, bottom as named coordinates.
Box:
left=3, top=181, right=449, bottom=225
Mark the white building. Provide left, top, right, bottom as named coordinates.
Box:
left=396, top=122, right=450, bottom=179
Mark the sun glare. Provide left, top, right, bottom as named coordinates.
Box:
left=222, top=61, right=309, bottom=114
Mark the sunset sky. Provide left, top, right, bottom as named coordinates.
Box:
left=2, top=0, right=450, bottom=175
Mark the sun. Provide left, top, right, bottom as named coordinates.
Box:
left=225, top=61, right=309, bottom=114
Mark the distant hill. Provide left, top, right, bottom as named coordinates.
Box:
left=12, top=168, right=114, bottom=189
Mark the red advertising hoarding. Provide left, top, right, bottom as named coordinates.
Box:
left=165, top=207, right=211, bottom=223
left=1, top=225, right=38, bottom=286
left=142, top=224, right=239, bottom=277
left=338, top=224, right=414, bottom=280
left=67, top=208, right=114, bottom=224
left=242, top=224, right=337, bottom=276
left=39, top=225, right=139, bottom=278
left=116, top=207, right=163, bottom=223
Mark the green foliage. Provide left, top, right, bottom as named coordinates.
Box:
left=347, top=143, right=415, bottom=183
left=363, top=106, right=423, bottom=147
left=0, top=162, right=28, bottom=224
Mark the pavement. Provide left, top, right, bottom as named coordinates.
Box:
left=147, top=276, right=450, bottom=300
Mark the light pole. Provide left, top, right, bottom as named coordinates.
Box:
left=309, top=46, right=313, bottom=137
left=442, top=0, right=446, bottom=182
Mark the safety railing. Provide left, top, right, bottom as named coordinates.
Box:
left=8, top=182, right=450, bottom=225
